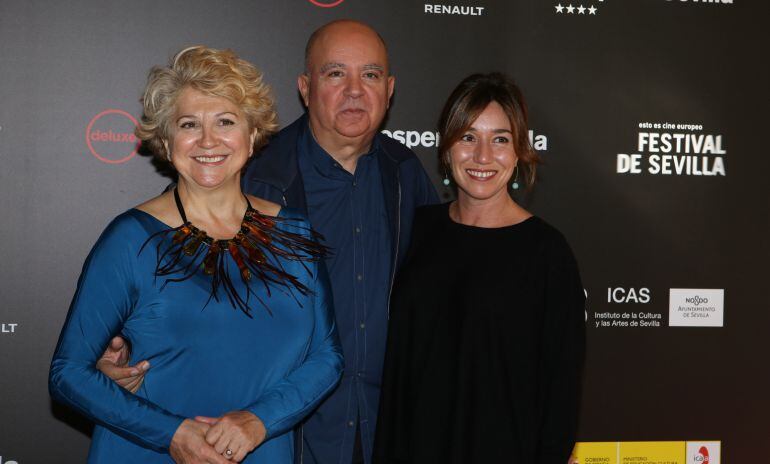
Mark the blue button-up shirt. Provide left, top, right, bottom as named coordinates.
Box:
left=297, top=123, right=391, bottom=463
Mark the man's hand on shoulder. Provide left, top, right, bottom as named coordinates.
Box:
left=95, top=336, right=150, bottom=393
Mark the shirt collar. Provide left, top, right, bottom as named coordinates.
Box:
left=300, top=119, right=381, bottom=177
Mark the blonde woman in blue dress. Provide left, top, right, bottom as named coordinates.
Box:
left=50, top=46, right=343, bottom=464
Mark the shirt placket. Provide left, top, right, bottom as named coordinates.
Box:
left=350, top=167, right=367, bottom=427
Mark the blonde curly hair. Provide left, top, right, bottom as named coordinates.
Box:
left=135, top=46, right=278, bottom=161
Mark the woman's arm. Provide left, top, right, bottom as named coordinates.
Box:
left=537, top=233, right=586, bottom=464
left=48, top=216, right=185, bottom=452
left=244, top=260, right=344, bottom=438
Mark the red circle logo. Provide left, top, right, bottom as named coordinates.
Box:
left=85, top=109, right=140, bottom=164
left=308, top=0, right=345, bottom=7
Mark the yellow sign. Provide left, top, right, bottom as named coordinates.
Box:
left=619, top=441, right=684, bottom=464
left=574, top=441, right=685, bottom=464
left=574, top=441, right=720, bottom=464
left=573, top=442, right=618, bottom=463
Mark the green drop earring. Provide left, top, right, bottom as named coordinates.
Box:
left=511, top=164, right=520, bottom=190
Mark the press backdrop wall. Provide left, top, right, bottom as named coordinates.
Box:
left=1, top=1, right=767, bottom=463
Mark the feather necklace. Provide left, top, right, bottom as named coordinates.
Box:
left=139, top=188, right=328, bottom=317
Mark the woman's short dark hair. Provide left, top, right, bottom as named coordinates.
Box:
left=438, top=72, right=540, bottom=188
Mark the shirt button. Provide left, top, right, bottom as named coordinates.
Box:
left=355, top=227, right=361, bottom=233
left=357, top=274, right=363, bottom=281
left=352, top=181, right=357, bottom=187
left=348, top=421, right=354, bottom=427
left=357, top=372, right=363, bottom=377
left=360, top=323, right=365, bottom=329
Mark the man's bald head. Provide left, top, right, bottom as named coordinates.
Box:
left=304, top=20, right=390, bottom=74
left=297, top=18, right=395, bottom=161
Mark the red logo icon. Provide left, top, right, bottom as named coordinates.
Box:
left=696, top=446, right=710, bottom=462
left=308, top=0, right=345, bottom=7
left=85, top=109, right=140, bottom=164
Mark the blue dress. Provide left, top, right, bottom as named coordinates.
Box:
left=49, top=208, right=344, bottom=463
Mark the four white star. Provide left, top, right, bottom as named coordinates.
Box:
left=555, top=3, right=599, bottom=15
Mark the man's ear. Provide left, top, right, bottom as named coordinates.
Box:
left=298, top=73, right=311, bottom=108
left=386, top=75, right=395, bottom=109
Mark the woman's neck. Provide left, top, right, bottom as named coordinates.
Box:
left=176, top=177, right=247, bottom=239
left=451, top=190, right=530, bottom=228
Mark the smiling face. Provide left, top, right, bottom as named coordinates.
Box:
left=448, top=101, right=518, bottom=205
left=298, top=21, right=395, bottom=152
left=166, top=87, right=256, bottom=190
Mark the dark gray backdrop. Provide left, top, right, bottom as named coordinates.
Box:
left=1, top=0, right=767, bottom=462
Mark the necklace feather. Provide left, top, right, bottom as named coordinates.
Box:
left=139, top=188, right=328, bottom=317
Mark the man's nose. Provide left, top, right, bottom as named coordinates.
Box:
left=344, top=75, right=364, bottom=98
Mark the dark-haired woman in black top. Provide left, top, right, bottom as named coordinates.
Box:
left=374, top=73, right=585, bottom=464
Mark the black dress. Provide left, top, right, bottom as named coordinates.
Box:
left=373, top=203, right=585, bottom=464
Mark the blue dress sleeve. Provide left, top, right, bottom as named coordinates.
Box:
left=49, top=213, right=185, bottom=452
left=245, top=258, right=344, bottom=439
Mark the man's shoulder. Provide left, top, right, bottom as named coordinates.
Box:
left=376, top=132, right=421, bottom=165
left=375, top=131, right=439, bottom=205
left=243, top=115, right=306, bottom=196
left=259, top=115, right=306, bottom=158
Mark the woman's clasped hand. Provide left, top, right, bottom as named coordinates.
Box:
left=170, top=413, right=266, bottom=463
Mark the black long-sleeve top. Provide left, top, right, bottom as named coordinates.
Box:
left=374, top=203, right=586, bottom=464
